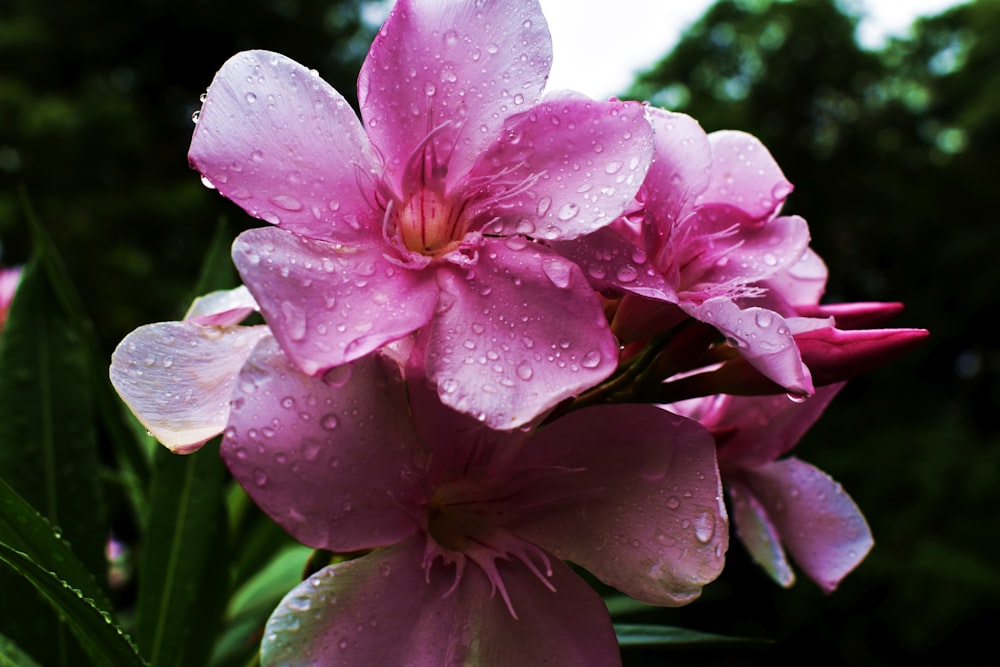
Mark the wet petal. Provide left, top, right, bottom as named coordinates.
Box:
left=726, top=477, right=795, bottom=587
left=761, top=247, right=829, bottom=311
left=472, top=98, right=653, bottom=241
left=190, top=50, right=381, bottom=244
left=691, top=213, right=811, bottom=288
left=700, top=130, right=793, bottom=221
left=715, top=384, right=845, bottom=468
left=184, top=285, right=258, bottom=326
left=735, top=458, right=874, bottom=592
left=552, top=226, right=675, bottom=301
left=642, top=108, right=712, bottom=255
left=686, top=296, right=814, bottom=396
left=233, top=227, right=439, bottom=375
left=359, top=0, right=551, bottom=191
left=263, top=538, right=621, bottom=667
left=514, top=404, right=728, bottom=606
left=110, top=322, right=268, bottom=453
left=222, top=337, right=421, bottom=551
left=425, top=239, right=617, bottom=429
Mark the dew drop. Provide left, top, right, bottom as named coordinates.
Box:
left=270, top=194, right=304, bottom=212
left=321, top=413, right=339, bottom=430
left=693, top=512, right=716, bottom=544
left=580, top=349, right=602, bottom=369
left=615, top=265, right=638, bottom=283
left=253, top=469, right=268, bottom=487
left=245, top=92, right=258, bottom=103
left=516, top=363, right=533, bottom=380
left=322, top=365, right=352, bottom=387
left=557, top=202, right=580, bottom=221
left=665, top=495, right=681, bottom=510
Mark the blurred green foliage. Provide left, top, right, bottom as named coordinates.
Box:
left=0, top=0, right=996, bottom=664
left=627, top=0, right=999, bottom=664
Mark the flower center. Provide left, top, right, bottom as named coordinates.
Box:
left=425, top=478, right=511, bottom=552
left=396, top=188, right=467, bottom=256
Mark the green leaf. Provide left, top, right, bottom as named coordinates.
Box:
left=614, top=623, right=770, bottom=648
left=0, top=633, right=43, bottom=667
left=134, top=442, right=229, bottom=667
left=188, top=217, right=239, bottom=303
left=0, top=542, right=147, bottom=667
left=0, top=478, right=111, bottom=611
left=0, top=228, right=106, bottom=666
left=210, top=544, right=311, bottom=667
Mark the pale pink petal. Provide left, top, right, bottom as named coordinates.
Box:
left=110, top=322, right=268, bottom=453
left=701, top=130, right=793, bottom=221
left=760, top=247, right=829, bottom=310
left=513, top=404, right=728, bottom=606
left=263, top=538, right=621, bottom=667
left=685, top=296, right=814, bottom=396
left=734, top=458, right=874, bottom=592
left=233, top=227, right=439, bottom=375
left=359, top=0, right=551, bottom=192
left=190, top=50, right=381, bottom=244
left=727, top=477, right=795, bottom=587
left=222, top=337, right=423, bottom=551
left=552, top=226, right=675, bottom=301
left=184, top=285, right=258, bottom=326
left=471, top=98, right=653, bottom=241
left=715, top=384, right=844, bottom=468
left=425, top=239, right=617, bottom=429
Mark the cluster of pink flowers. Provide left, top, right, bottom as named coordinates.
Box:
left=110, top=1, right=926, bottom=664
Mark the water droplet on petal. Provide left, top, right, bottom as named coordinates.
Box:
left=253, top=469, right=268, bottom=487
left=615, top=265, right=638, bottom=283
left=270, top=194, right=304, bottom=212
left=321, top=413, right=339, bottom=430
left=557, top=203, right=580, bottom=221
left=322, top=365, right=352, bottom=387
left=516, top=363, right=533, bottom=380
left=580, top=349, right=602, bottom=368
left=665, top=495, right=681, bottom=510
left=693, top=512, right=716, bottom=543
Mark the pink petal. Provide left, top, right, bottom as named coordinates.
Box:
left=189, top=50, right=381, bottom=244
left=233, top=227, right=439, bottom=375
left=734, top=458, right=874, bottom=592
left=262, top=539, right=466, bottom=666
left=797, top=301, right=906, bottom=329
left=222, top=337, right=422, bottom=551
left=184, top=285, right=258, bottom=326
left=425, top=239, right=617, bottom=429
left=796, top=326, right=930, bottom=387
left=715, top=384, right=845, bottom=468
left=466, top=552, right=622, bottom=666
left=513, top=404, right=728, bottom=606
left=701, top=130, right=793, bottom=221
left=642, top=108, right=712, bottom=255
left=552, top=226, right=675, bottom=301
left=109, top=322, right=268, bottom=453
left=472, top=98, right=653, bottom=241
left=263, top=538, right=621, bottom=667
left=760, top=247, right=829, bottom=311
left=685, top=296, right=814, bottom=396
left=689, top=213, right=811, bottom=289
left=727, top=477, right=795, bottom=587
left=358, top=0, right=552, bottom=192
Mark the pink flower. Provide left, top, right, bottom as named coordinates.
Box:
left=109, top=286, right=269, bottom=453
left=671, top=385, right=873, bottom=591
left=189, top=0, right=654, bottom=429
left=0, top=265, right=21, bottom=337
left=221, top=339, right=728, bottom=666
left=557, top=108, right=818, bottom=395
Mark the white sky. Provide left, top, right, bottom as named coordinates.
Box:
left=539, top=0, right=968, bottom=99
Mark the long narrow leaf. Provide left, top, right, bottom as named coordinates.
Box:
left=615, top=623, right=771, bottom=648
left=0, top=542, right=147, bottom=667
left=0, top=242, right=105, bottom=666
left=135, top=443, right=229, bottom=667
left=0, top=633, right=42, bottom=667
left=0, top=478, right=110, bottom=611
